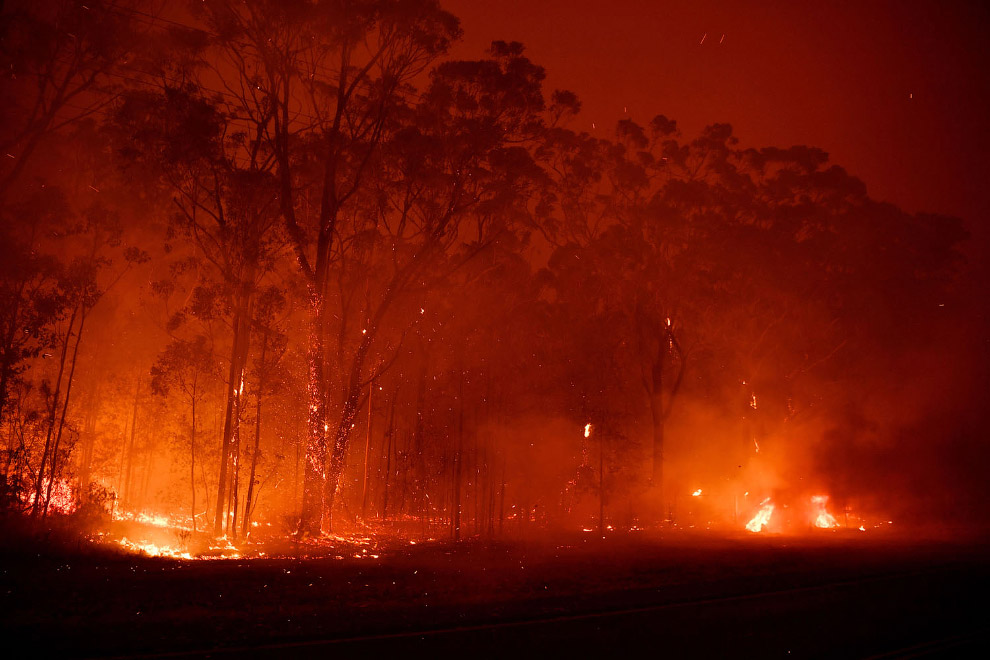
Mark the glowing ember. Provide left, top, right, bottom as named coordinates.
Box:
left=811, top=495, right=838, bottom=529
left=692, top=489, right=702, bottom=497
left=584, top=423, right=592, bottom=438
left=745, top=498, right=774, bottom=532
left=26, top=479, right=77, bottom=515
left=117, top=510, right=192, bottom=531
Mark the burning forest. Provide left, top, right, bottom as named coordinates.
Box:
left=2, top=0, right=989, bottom=656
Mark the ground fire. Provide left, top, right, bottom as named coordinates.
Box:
left=1, top=0, right=988, bottom=656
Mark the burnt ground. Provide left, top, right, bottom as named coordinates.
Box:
left=2, top=530, right=988, bottom=658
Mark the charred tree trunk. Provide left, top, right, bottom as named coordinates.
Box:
left=31, top=306, right=76, bottom=518
left=121, top=379, right=140, bottom=510
left=229, top=387, right=243, bottom=538
left=190, top=391, right=197, bottom=534
left=242, top=335, right=266, bottom=538
left=360, top=380, right=373, bottom=521
left=647, top=320, right=685, bottom=522
left=44, top=307, right=87, bottom=516
left=453, top=370, right=464, bottom=540
left=649, top=354, right=666, bottom=513
left=381, top=387, right=397, bottom=522
left=298, top=292, right=330, bottom=536
left=213, top=296, right=252, bottom=535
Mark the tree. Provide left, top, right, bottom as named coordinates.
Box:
left=191, top=0, right=461, bottom=535
left=151, top=335, right=215, bottom=532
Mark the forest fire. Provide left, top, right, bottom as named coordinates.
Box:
left=1, top=0, right=988, bottom=656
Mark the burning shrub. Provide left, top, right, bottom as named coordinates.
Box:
left=71, top=482, right=115, bottom=529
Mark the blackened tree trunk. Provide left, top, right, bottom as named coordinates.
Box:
left=31, top=306, right=77, bottom=518
left=241, top=334, right=268, bottom=538
left=190, top=392, right=197, bottom=534
left=213, top=295, right=252, bottom=535
left=43, top=306, right=87, bottom=516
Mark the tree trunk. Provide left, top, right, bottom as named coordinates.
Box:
left=360, top=380, right=373, bottom=521
left=214, top=297, right=251, bottom=535
left=229, top=386, right=243, bottom=538
left=31, top=306, right=76, bottom=517
left=381, top=387, right=397, bottom=521
left=121, top=379, right=140, bottom=510
left=190, top=391, right=197, bottom=534
left=44, top=307, right=86, bottom=516
left=0, top=279, right=27, bottom=434
left=453, top=370, right=464, bottom=540
left=298, top=293, right=330, bottom=536
left=242, top=363, right=264, bottom=538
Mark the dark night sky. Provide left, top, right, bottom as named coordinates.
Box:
left=444, top=0, right=990, bottom=250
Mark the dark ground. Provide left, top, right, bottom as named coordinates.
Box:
left=2, top=529, right=988, bottom=658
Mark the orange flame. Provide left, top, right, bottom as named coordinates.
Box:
left=745, top=498, right=774, bottom=532
left=811, top=495, right=838, bottom=529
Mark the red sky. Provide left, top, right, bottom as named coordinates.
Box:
left=443, top=0, right=989, bottom=248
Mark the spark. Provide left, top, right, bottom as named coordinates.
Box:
left=700, top=32, right=707, bottom=45
left=692, top=489, right=702, bottom=497
left=584, top=423, right=592, bottom=438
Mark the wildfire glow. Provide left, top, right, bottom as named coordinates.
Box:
left=745, top=498, right=774, bottom=532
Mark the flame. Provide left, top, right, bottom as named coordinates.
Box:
left=745, top=498, right=774, bottom=532
left=117, top=537, right=192, bottom=560
left=811, top=495, right=838, bottom=529
left=27, top=479, right=77, bottom=514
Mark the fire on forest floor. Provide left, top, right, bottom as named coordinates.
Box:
left=96, top=502, right=898, bottom=563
